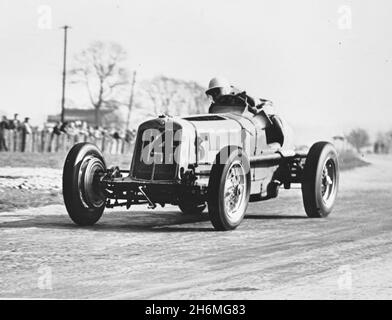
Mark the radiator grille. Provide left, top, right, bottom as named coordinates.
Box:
left=132, top=120, right=181, bottom=180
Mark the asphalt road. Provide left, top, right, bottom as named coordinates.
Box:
left=1, top=154, right=392, bottom=299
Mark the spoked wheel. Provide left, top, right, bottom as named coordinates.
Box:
left=302, top=142, right=339, bottom=218
left=320, top=158, right=337, bottom=207
left=208, top=147, right=251, bottom=231
left=63, top=143, right=107, bottom=226
left=223, top=161, right=248, bottom=222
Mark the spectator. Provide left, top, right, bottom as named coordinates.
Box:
left=7, top=113, right=21, bottom=151
left=52, top=121, right=62, bottom=136
left=112, top=130, right=120, bottom=140
left=124, top=129, right=132, bottom=143
left=21, top=117, right=32, bottom=152
left=67, top=121, right=77, bottom=135
left=0, top=115, right=9, bottom=151
left=22, top=117, right=32, bottom=134
left=50, top=121, right=64, bottom=152
left=60, top=121, right=68, bottom=133
left=80, top=121, right=89, bottom=142
left=8, top=113, right=20, bottom=130
left=125, top=129, right=136, bottom=143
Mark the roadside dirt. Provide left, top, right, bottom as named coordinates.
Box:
left=0, top=167, right=60, bottom=191
left=0, top=155, right=391, bottom=299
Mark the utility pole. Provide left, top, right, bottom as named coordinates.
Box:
left=126, top=70, right=137, bottom=129
left=60, top=25, right=70, bottom=123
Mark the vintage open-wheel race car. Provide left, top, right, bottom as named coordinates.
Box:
left=62, top=93, right=339, bottom=231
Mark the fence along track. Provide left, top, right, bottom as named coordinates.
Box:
left=0, top=129, right=134, bottom=155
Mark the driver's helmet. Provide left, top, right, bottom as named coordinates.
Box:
left=205, top=77, right=231, bottom=102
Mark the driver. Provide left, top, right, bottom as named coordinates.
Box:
left=206, top=77, right=275, bottom=115
left=205, top=77, right=238, bottom=103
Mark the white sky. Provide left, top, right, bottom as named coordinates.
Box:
left=0, top=0, right=391, bottom=142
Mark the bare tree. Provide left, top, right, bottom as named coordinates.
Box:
left=142, top=76, right=208, bottom=116
left=189, top=81, right=209, bottom=114
left=144, top=76, right=178, bottom=115
left=346, top=128, right=370, bottom=152
left=70, top=41, right=129, bottom=126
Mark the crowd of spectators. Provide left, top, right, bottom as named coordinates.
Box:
left=0, top=113, right=32, bottom=151
left=0, top=113, right=136, bottom=152
left=49, top=120, right=136, bottom=142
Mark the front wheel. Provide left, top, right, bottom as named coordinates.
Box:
left=63, top=142, right=107, bottom=226
left=301, top=142, right=339, bottom=218
left=208, top=147, right=251, bottom=231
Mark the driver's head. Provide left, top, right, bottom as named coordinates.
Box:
left=206, top=77, right=230, bottom=102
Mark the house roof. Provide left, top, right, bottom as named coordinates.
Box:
left=47, top=108, right=113, bottom=124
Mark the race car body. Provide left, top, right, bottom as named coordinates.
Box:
left=63, top=94, right=339, bottom=231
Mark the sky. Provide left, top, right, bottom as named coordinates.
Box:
left=0, top=0, right=391, bottom=143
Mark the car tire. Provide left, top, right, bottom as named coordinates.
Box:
left=301, top=142, right=339, bottom=218
left=208, top=147, right=251, bottom=231
left=63, top=142, right=106, bottom=226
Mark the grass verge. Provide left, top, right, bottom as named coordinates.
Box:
left=0, top=152, right=132, bottom=169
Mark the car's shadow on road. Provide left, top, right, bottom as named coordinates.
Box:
left=245, top=214, right=307, bottom=220
left=0, top=210, right=307, bottom=233
left=0, top=211, right=214, bottom=233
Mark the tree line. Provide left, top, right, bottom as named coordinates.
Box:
left=69, top=41, right=209, bottom=127
left=344, top=128, right=392, bottom=154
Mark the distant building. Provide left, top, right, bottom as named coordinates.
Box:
left=374, top=139, right=391, bottom=154
left=47, top=108, right=113, bottom=126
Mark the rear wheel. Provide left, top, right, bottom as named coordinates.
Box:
left=301, top=142, right=339, bottom=218
left=208, top=147, right=251, bottom=231
left=63, top=142, right=106, bottom=226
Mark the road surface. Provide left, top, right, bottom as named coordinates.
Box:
left=0, top=155, right=392, bottom=299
